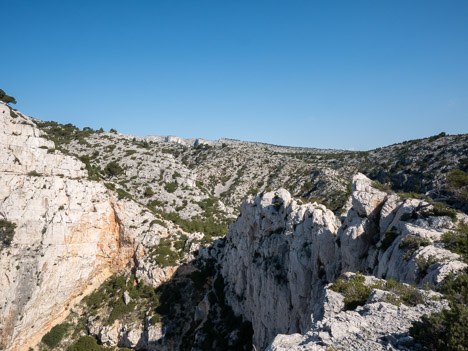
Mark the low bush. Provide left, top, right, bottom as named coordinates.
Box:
left=442, top=223, right=468, bottom=262
left=381, top=228, right=400, bottom=251
left=143, top=187, right=155, bottom=197
left=415, top=254, right=439, bottom=275
left=104, top=161, right=123, bottom=178
left=422, top=202, right=458, bottom=222
left=150, top=239, right=183, bottom=267
left=372, top=180, right=393, bottom=193
left=164, top=182, right=178, bottom=193
left=41, top=323, right=69, bottom=348
left=410, top=269, right=468, bottom=351
left=0, top=219, right=16, bottom=248
left=399, top=235, right=431, bottom=260
left=108, top=299, right=135, bottom=324
left=27, top=170, right=42, bottom=177
left=68, top=336, right=102, bottom=351
left=397, top=192, right=424, bottom=200
left=331, top=273, right=425, bottom=310
left=383, top=279, right=425, bottom=306
left=330, top=272, right=372, bottom=310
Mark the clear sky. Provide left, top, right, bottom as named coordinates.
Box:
left=2, top=0, right=468, bottom=150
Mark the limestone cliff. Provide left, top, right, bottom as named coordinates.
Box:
left=221, top=173, right=466, bottom=349
left=0, top=104, right=166, bottom=350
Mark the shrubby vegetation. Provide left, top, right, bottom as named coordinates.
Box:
left=0, top=219, right=16, bottom=249
left=164, top=182, right=178, bottom=193
left=83, top=274, right=160, bottom=326
left=41, top=323, right=69, bottom=348
left=447, top=169, right=468, bottom=202
left=442, top=222, right=468, bottom=262
left=330, top=272, right=424, bottom=310
left=0, top=89, right=16, bottom=104
left=381, top=228, right=400, bottom=251
left=150, top=237, right=186, bottom=267
left=399, top=235, right=431, bottom=260
left=103, top=161, right=123, bottom=178
left=410, top=269, right=468, bottom=351
left=422, top=202, right=458, bottom=222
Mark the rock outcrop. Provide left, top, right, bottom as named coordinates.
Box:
left=221, top=173, right=466, bottom=349
left=267, top=276, right=447, bottom=351
left=0, top=105, right=166, bottom=350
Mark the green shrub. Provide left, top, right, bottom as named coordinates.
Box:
left=0, top=219, right=16, bottom=248
left=399, top=235, right=431, bottom=260
left=410, top=269, right=468, bottom=351
left=0, top=89, right=17, bottom=104
left=143, top=187, right=155, bottom=197
left=68, top=336, right=103, bottom=351
left=150, top=314, right=161, bottom=324
left=442, top=223, right=468, bottom=262
left=124, top=149, right=137, bottom=157
left=372, top=180, right=392, bottom=193
left=150, top=239, right=183, bottom=267
left=149, top=219, right=165, bottom=227
left=422, top=202, right=457, bottom=222
left=330, top=272, right=372, bottom=310
left=397, top=192, right=424, bottom=200
left=331, top=273, right=425, bottom=310
left=116, top=188, right=133, bottom=201
left=383, top=279, right=425, bottom=306
left=27, top=170, right=42, bottom=177
left=156, top=210, right=229, bottom=237
left=108, top=299, right=135, bottom=324
left=104, top=182, right=116, bottom=191
left=447, top=169, right=468, bottom=189
left=381, top=228, right=400, bottom=251
left=415, top=254, right=439, bottom=275
left=165, top=182, right=178, bottom=193
left=41, top=323, right=69, bottom=348
left=104, top=161, right=123, bottom=178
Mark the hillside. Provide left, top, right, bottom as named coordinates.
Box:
left=1, top=103, right=468, bottom=351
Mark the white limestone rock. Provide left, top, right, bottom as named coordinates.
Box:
left=0, top=105, right=166, bottom=351
left=267, top=278, right=447, bottom=351
left=222, top=173, right=466, bottom=350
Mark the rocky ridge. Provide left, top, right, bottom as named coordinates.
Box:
left=221, top=173, right=467, bottom=349
left=0, top=104, right=193, bottom=350
left=0, top=103, right=467, bottom=350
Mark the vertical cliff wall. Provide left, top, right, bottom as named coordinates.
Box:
left=0, top=105, right=158, bottom=350
left=221, top=173, right=467, bottom=349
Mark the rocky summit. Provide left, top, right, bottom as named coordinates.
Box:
left=0, top=103, right=467, bottom=351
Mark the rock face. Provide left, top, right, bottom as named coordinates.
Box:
left=267, top=277, right=447, bottom=351
left=221, top=189, right=340, bottom=347
left=0, top=104, right=165, bottom=350
left=221, top=173, right=466, bottom=350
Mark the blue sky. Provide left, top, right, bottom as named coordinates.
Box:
left=2, top=0, right=468, bottom=150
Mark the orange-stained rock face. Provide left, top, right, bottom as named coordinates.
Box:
left=0, top=185, right=146, bottom=351
left=0, top=104, right=163, bottom=351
